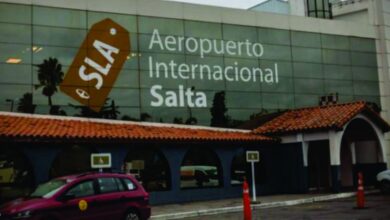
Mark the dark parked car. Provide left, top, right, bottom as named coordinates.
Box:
left=0, top=172, right=150, bottom=220
left=377, top=169, right=390, bottom=193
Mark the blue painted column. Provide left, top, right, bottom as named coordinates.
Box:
left=215, top=147, right=235, bottom=188
left=95, top=146, right=128, bottom=171
left=21, top=145, right=61, bottom=185
left=161, top=147, right=187, bottom=192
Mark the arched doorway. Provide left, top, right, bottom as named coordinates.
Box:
left=340, top=118, right=384, bottom=187
left=123, top=148, right=171, bottom=192
left=0, top=147, right=35, bottom=203
left=50, top=145, right=94, bottom=178
left=180, top=148, right=222, bottom=189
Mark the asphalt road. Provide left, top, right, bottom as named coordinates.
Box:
left=184, top=194, right=390, bottom=220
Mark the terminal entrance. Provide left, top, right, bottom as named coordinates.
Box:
left=340, top=118, right=384, bottom=188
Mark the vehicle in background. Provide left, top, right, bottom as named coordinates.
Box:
left=377, top=169, right=390, bottom=193
left=0, top=172, right=150, bottom=220
left=180, top=166, right=219, bottom=188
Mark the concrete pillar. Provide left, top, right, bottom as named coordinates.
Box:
left=329, top=130, right=344, bottom=192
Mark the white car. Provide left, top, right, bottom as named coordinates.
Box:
left=377, top=170, right=390, bottom=193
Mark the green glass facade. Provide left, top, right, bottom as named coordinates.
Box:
left=0, top=3, right=380, bottom=126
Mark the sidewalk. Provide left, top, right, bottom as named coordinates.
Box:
left=151, top=190, right=378, bottom=219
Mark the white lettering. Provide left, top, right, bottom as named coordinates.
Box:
left=151, top=85, right=164, bottom=106
left=93, top=40, right=119, bottom=64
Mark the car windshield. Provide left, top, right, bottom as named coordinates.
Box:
left=30, top=179, right=67, bottom=198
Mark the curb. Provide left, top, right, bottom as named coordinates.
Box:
left=151, top=190, right=378, bottom=219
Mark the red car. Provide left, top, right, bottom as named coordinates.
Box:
left=0, top=172, right=150, bottom=220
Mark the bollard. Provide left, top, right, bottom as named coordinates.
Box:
left=356, top=172, right=365, bottom=209
left=243, top=178, right=252, bottom=220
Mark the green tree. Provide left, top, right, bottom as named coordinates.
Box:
left=71, top=98, right=120, bottom=119
left=35, top=58, right=64, bottom=107
left=210, top=91, right=229, bottom=127
left=17, top=93, right=36, bottom=113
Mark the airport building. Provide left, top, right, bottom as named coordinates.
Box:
left=0, top=0, right=389, bottom=204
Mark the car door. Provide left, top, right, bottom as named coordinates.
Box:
left=56, top=179, right=102, bottom=220
left=93, top=177, right=126, bottom=219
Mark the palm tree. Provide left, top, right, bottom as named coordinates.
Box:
left=35, top=58, right=64, bottom=107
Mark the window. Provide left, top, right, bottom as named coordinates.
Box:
left=123, top=148, right=171, bottom=191
left=65, top=180, right=95, bottom=198
left=180, top=148, right=222, bottom=189
left=122, top=178, right=136, bottom=191
left=97, top=178, right=119, bottom=194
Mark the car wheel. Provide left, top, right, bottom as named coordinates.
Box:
left=124, top=210, right=140, bottom=220
left=380, top=180, right=390, bottom=194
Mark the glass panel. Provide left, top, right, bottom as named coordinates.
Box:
left=294, top=94, right=318, bottom=107
left=258, top=28, right=290, bottom=46
left=293, top=62, right=323, bottom=79
left=87, top=12, right=137, bottom=33
left=98, top=178, right=119, bottom=194
left=227, top=109, right=258, bottom=121
left=0, top=84, right=32, bottom=112
left=114, top=69, right=139, bottom=88
left=352, top=66, right=378, bottom=81
left=322, top=49, right=351, bottom=65
left=0, top=3, right=31, bottom=24
left=261, top=77, right=293, bottom=93
left=353, top=81, right=380, bottom=96
left=262, top=44, right=292, bottom=61
left=225, top=91, right=262, bottom=108
left=33, top=85, right=83, bottom=106
left=138, top=16, right=184, bottom=35
left=324, top=80, right=353, bottom=95
left=190, top=108, right=211, bottom=125
left=351, top=52, right=377, bottom=67
left=33, top=6, right=86, bottom=29
left=0, top=23, right=31, bottom=44
left=66, top=180, right=95, bottom=198
left=33, top=46, right=80, bottom=66
left=223, top=24, right=257, bottom=42
left=350, top=37, right=376, bottom=52
left=0, top=64, right=31, bottom=84
left=262, top=93, right=294, bottom=109
left=184, top=21, right=222, bottom=39
left=107, top=87, right=140, bottom=107
left=292, top=47, right=322, bottom=63
left=291, top=31, right=321, bottom=48
left=0, top=43, right=31, bottom=64
left=294, top=78, right=324, bottom=94
left=139, top=106, right=189, bottom=123
left=321, top=34, right=350, bottom=50
left=323, top=65, right=352, bottom=80
left=260, top=60, right=293, bottom=77
left=33, top=26, right=86, bottom=48
left=122, top=178, right=136, bottom=191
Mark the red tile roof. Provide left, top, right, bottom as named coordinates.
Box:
left=0, top=113, right=274, bottom=143
left=253, top=101, right=390, bottom=135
